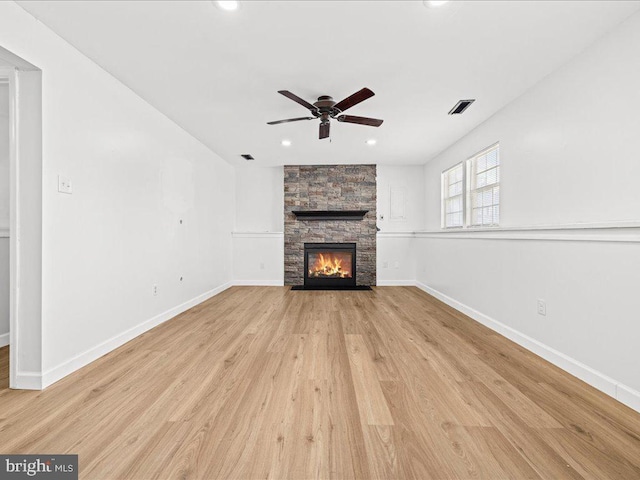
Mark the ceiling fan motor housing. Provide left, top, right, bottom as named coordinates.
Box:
left=314, top=95, right=338, bottom=115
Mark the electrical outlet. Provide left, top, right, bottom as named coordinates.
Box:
left=537, top=299, right=546, bottom=316
left=394, top=261, right=400, bottom=269
left=153, top=284, right=158, bottom=296
left=58, top=175, right=72, bottom=194
left=383, top=261, right=389, bottom=268
left=260, top=262, right=265, bottom=270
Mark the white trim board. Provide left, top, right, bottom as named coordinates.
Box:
left=36, top=282, right=233, bottom=390
left=414, top=231, right=640, bottom=243
left=13, top=370, right=42, bottom=390
left=232, top=232, right=284, bottom=239
left=377, top=232, right=415, bottom=239
left=416, top=220, right=640, bottom=243
left=374, top=223, right=640, bottom=243
left=415, top=281, right=640, bottom=413
left=423, top=219, right=640, bottom=233
left=0, top=332, right=8, bottom=348
left=233, top=280, right=284, bottom=286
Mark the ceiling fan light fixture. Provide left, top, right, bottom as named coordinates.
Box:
left=215, top=1, right=239, bottom=11
left=281, top=139, right=292, bottom=147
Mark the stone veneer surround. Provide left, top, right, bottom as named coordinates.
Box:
left=284, top=165, right=376, bottom=286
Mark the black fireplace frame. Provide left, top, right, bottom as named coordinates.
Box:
left=304, top=243, right=357, bottom=288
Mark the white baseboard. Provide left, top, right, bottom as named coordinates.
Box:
left=13, top=371, right=42, bottom=390
left=415, top=281, right=640, bottom=414
left=0, top=332, right=8, bottom=348
left=617, top=383, right=640, bottom=414
left=39, top=281, right=233, bottom=389
left=233, top=280, right=284, bottom=286
left=376, top=280, right=416, bottom=286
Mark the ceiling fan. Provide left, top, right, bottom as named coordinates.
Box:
left=267, top=87, right=383, bottom=139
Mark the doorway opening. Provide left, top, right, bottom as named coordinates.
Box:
left=0, top=45, right=43, bottom=390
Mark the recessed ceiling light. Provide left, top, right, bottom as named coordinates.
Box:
left=366, top=139, right=377, bottom=146
left=281, top=139, right=292, bottom=147
left=215, top=1, right=239, bottom=11
left=424, top=0, right=449, bottom=7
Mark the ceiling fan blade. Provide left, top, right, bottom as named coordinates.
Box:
left=319, top=122, right=330, bottom=139
left=267, top=116, right=315, bottom=125
left=334, top=87, right=375, bottom=113
left=278, top=90, right=318, bottom=113
left=337, top=115, right=384, bottom=127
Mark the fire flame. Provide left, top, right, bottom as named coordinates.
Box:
left=308, top=252, right=352, bottom=278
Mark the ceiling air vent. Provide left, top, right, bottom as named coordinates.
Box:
left=241, top=154, right=255, bottom=161
left=448, top=99, right=475, bottom=115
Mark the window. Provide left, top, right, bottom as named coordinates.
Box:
left=441, top=143, right=500, bottom=228
left=441, top=163, right=464, bottom=228
left=467, top=144, right=500, bottom=227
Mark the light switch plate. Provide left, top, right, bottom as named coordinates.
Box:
left=58, top=175, right=72, bottom=194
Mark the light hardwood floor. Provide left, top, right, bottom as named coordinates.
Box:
left=1, top=286, right=640, bottom=479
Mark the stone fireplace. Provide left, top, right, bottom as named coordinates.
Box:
left=284, top=165, right=376, bottom=287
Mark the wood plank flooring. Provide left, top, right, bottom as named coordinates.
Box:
left=1, top=286, right=639, bottom=479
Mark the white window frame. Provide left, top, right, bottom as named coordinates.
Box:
left=441, top=162, right=465, bottom=229
left=440, top=142, right=500, bottom=229
left=466, top=142, right=500, bottom=228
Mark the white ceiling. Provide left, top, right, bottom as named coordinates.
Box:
left=17, top=0, right=640, bottom=166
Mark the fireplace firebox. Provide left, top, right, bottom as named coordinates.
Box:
left=304, top=243, right=356, bottom=288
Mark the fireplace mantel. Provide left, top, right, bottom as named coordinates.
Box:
left=292, top=210, right=368, bottom=221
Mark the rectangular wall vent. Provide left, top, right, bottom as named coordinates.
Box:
left=448, top=99, right=475, bottom=115
left=241, top=154, right=255, bottom=161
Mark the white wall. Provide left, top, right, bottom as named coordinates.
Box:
left=424, top=21, right=640, bottom=229
left=0, top=239, right=7, bottom=347
left=232, top=165, right=429, bottom=286
left=0, top=2, right=234, bottom=387
left=376, top=165, right=425, bottom=285
left=0, top=83, right=8, bottom=346
left=13, top=68, right=44, bottom=383
left=417, top=11, right=640, bottom=411
left=376, top=165, right=425, bottom=232
left=376, top=234, right=415, bottom=286
left=232, top=233, right=284, bottom=286
left=232, top=166, right=284, bottom=285
left=234, top=166, right=283, bottom=232
left=0, top=83, right=9, bottom=226
left=232, top=165, right=428, bottom=286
